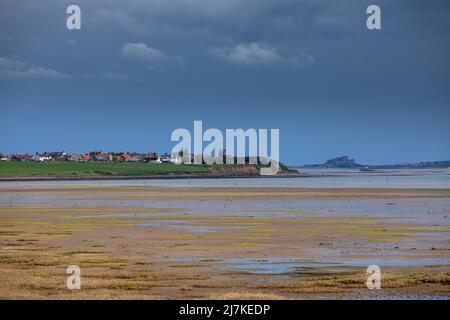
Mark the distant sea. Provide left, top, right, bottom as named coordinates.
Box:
left=0, top=169, right=449, bottom=189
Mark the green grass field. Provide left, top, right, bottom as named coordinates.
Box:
left=0, top=161, right=211, bottom=178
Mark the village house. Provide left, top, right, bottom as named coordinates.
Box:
left=69, top=153, right=81, bottom=161
left=111, top=154, right=122, bottom=162
left=47, top=152, right=68, bottom=161
left=79, top=154, right=92, bottom=161
left=33, top=152, right=52, bottom=162
left=144, top=152, right=160, bottom=163
left=0, top=153, right=10, bottom=161
left=2, top=150, right=180, bottom=164
left=93, top=153, right=113, bottom=162
left=11, top=154, right=33, bottom=162
left=129, top=153, right=144, bottom=162
left=120, top=153, right=133, bottom=162
left=160, top=153, right=174, bottom=164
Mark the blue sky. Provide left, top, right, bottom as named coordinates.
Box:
left=0, top=0, right=449, bottom=165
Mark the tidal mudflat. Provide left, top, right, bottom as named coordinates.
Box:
left=0, top=185, right=449, bottom=299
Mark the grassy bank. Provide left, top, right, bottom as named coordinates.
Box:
left=0, top=161, right=297, bottom=179
left=0, top=161, right=211, bottom=178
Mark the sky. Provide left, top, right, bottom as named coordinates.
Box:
left=0, top=0, right=449, bottom=166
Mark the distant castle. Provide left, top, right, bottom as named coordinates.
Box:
left=321, top=156, right=360, bottom=168
left=301, top=155, right=450, bottom=169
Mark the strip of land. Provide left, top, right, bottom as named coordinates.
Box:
left=0, top=162, right=299, bottom=181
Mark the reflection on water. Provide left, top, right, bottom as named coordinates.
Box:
left=226, top=259, right=326, bottom=274
left=225, top=259, right=450, bottom=275
left=170, top=258, right=450, bottom=275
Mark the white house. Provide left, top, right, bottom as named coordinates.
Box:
left=160, top=154, right=173, bottom=163
left=33, top=153, right=52, bottom=162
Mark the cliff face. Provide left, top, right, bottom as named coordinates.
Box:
left=210, top=164, right=259, bottom=175
left=210, top=163, right=298, bottom=176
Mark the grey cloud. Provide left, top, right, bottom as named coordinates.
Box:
left=209, top=43, right=313, bottom=66
left=0, top=0, right=448, bottom=83
left=0, top=57, right=70, bottom=80
left=121, top=42, right=183, bottom=67
left=209, top=43, right=281, bottom=65
left=85, top=0, right=364, bottom=40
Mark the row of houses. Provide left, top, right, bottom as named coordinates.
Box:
left=0, top=151, right=178, bottom=164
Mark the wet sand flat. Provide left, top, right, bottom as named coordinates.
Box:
left=0, top=186, right=449, bottom=299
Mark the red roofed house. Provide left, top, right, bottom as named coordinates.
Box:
left=79, top=154, right=92, bottom=161
left=94, top=153, right=113, bottom=162
left=120, top=154, right=133, bottom=162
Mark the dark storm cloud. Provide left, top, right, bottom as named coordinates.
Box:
left=0, top=1, right=449, bottom=164
left=0, top=0, right=449, bottom=79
